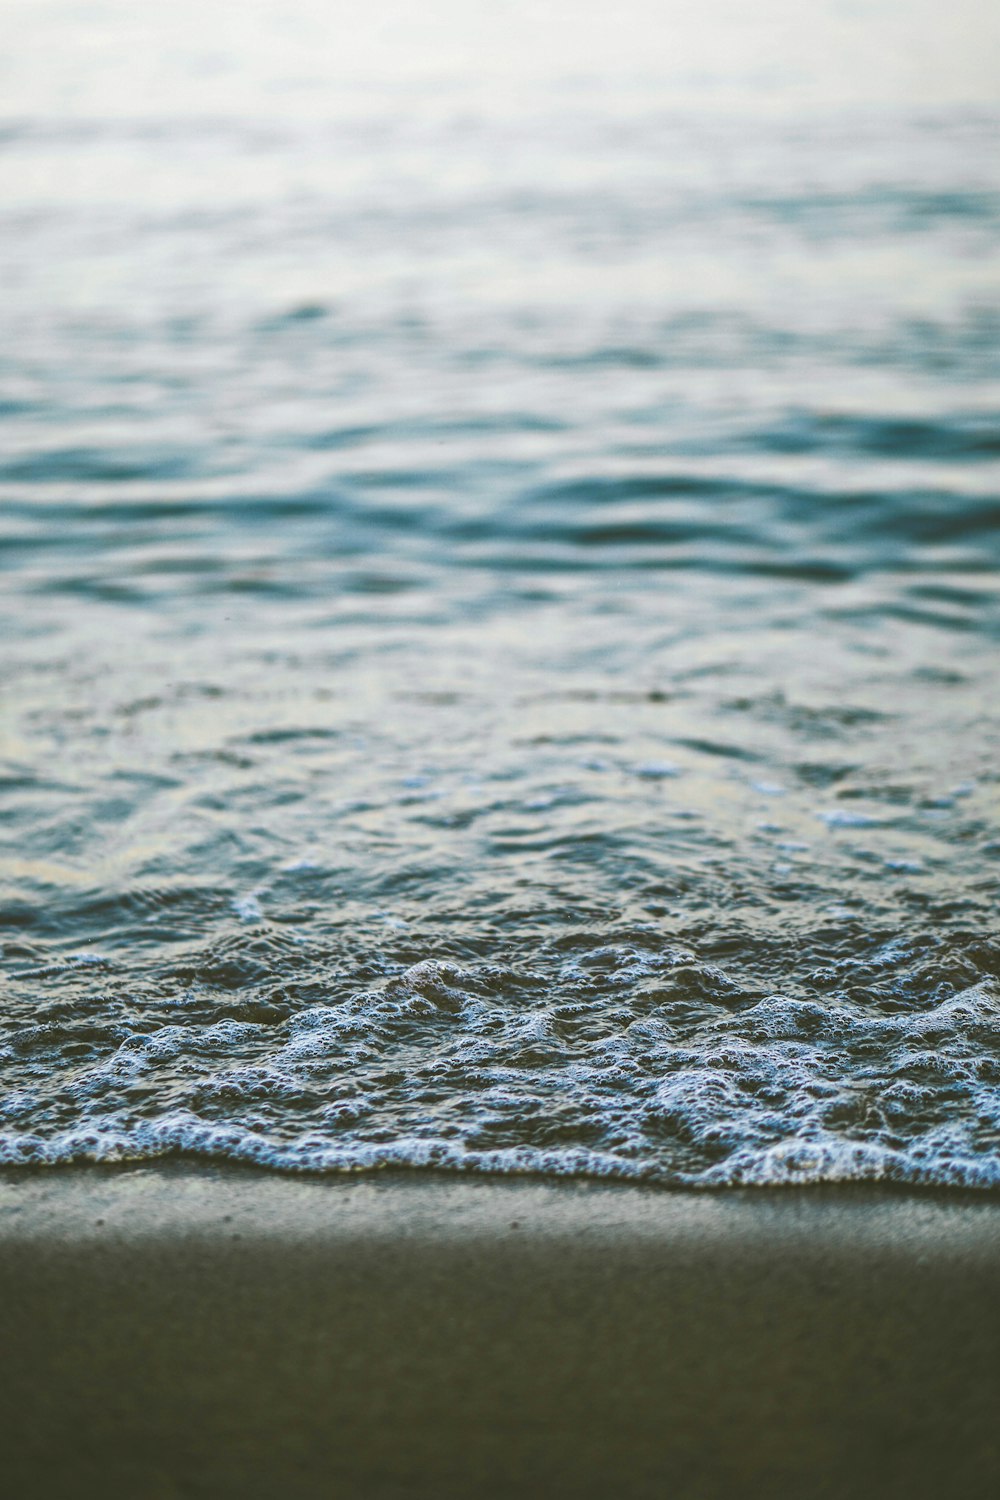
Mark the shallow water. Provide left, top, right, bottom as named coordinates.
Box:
left=2, top=0, right=999, bottom=1187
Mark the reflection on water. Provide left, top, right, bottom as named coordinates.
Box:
left=1, top=0, right=999, bottom=1186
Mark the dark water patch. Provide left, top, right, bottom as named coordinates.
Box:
left=670, top=737, right=763, bottom=762
left=511, top=478, right=1000, bottom=571
left=0, top=397, right=36, bottom=418
left=302, top=423, right=384, bottom=451
left=0, top=446, right=202, bottom=484
left=258, top=301, right=333, bottom=329
left=883, top=600, right=989, bottom=633
left=737, top=186, right=1000, bottom=235
left=755, top=410, right=1000, bottom=461
left=888, top=498, right=1000, bottom=545
left=28, top=574, right=157, bottom=605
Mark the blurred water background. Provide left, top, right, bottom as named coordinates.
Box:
left=1, top=0, right=999, bottom=1186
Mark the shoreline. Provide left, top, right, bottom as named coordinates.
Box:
left=2, top=1166, right=999, bottom=1498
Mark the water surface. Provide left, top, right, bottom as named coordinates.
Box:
left=2, top=0, right=999, bottom=1186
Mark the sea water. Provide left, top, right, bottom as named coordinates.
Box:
left=1, top=0, right=999, bottom=1187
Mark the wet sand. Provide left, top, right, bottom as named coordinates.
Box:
left=1, top=1168, right=998, bottom=1499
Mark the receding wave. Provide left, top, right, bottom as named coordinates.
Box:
left=2, top=37, right=999, bottom=1191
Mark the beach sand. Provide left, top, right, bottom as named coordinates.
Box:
left=1, top=1167, right=998, bottom=1499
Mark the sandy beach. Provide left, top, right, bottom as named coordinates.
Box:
left=1, top=1167, right=998, bottom=1498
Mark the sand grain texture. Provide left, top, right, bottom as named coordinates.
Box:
left=1, top=1168, right=998, bottom=1499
